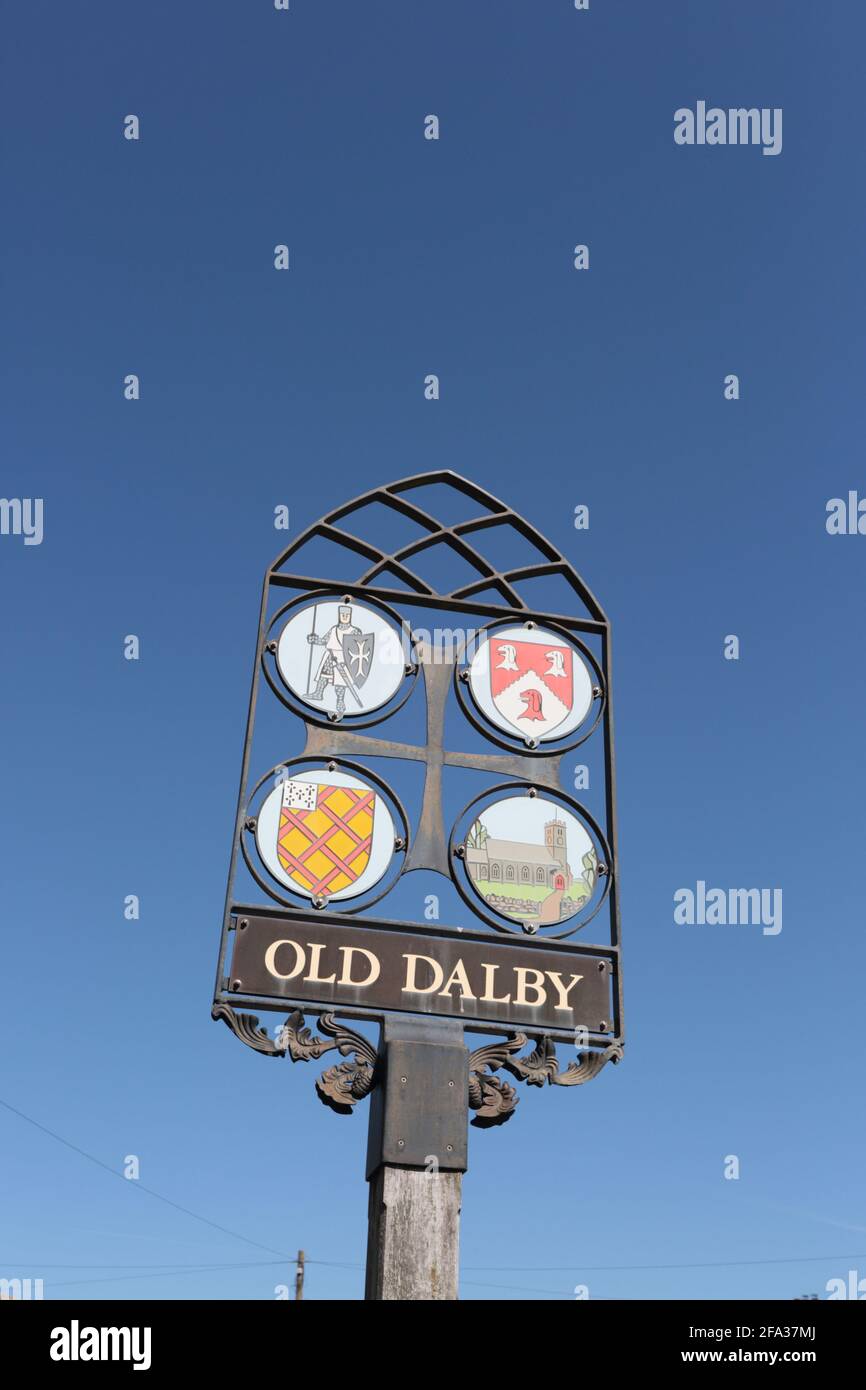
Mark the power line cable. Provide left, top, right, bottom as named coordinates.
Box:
left=48, top=1261, right=364, bottom=1290
left=463, top=1252, right=866, bottom=1272
left=50, top=1264, right=290, bottom=1289
left=0, top=1095, right=289, bottom=1259
left=4, top=1096, right=857, bottom=1285
left=11, top=1249, right=860, bottom=1279
left=462, top=1279, right=572, bottom=1297
left=7, top=1261, right=284, bottom=1271
left=43, top=1267, right=567, bottom=1296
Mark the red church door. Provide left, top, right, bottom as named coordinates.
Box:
left=554, top=874, right=565, bottom=890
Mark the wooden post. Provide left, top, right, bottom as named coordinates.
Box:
left=365, top=1167, right=462, bottom=1300
left=294, top=1249, right=305, bottom=1301
left=364, top=1017, right=468, bottom=1301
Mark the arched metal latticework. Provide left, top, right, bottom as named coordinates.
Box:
left=268, top=469, right=608, bottom=625
left=213, top=472, right=623, bottom=1124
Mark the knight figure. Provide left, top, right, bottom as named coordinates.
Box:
left=306, top=605, right=373, bottom=714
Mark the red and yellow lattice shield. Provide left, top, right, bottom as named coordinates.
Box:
left=276, top=779, right=375, bottom=897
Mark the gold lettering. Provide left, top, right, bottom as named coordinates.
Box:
left=479, top=962, right=511, bottom=1005
left=438, top=959, right=476, bottom=1001
left=402, top=953, right=444, bottom=994
left=514, top=967, right=547, bottom=1008
left=545, top=970, right=583, bottom=1011
left=264, top=938, right=305, bottom=981
left=305, top=942, right=336, bottom=985
left=337, top=946, right=380, bottom=988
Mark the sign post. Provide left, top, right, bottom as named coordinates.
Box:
left=212, top=471, right=624, bottom=1300
left=364, top=1016, right=466, bottom=1301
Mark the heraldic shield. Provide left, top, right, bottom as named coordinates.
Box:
left=489, top=636, right=574, bottom=738
left=277, top=777, right=374, bottom=896
left=340, top=631, right=375, bottom=688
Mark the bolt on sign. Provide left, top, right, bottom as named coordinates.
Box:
left=212, top=472, right=623, bottom=1126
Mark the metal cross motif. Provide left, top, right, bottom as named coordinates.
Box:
left=303, top=641, right=561, bottom=878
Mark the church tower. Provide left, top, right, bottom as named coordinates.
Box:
left=544, top=818, right=567, bottom=868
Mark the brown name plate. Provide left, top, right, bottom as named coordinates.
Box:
left=229, top=913, right=613, bottom=1034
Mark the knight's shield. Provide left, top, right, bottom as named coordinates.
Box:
left=489, top=638, right=574, bottom=738
left=277, top=778, right=375, bottom=897
left=340, top=631, right=375, bottom=688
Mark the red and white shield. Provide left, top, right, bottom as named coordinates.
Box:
left=489, top=638, right=574, bottom=738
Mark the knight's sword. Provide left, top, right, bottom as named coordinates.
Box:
left=333, top=650, right=364, bottom=708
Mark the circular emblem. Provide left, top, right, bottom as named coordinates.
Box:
left=461, top=793, right=601, bottom=930
left=276, top=599, right=405, bottom=718
left=255, top=769, right=396, bottom=903
left=466, top=624, right=595, bottom=744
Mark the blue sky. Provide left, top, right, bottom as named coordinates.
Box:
left=2, top=1, right=864, bottom=1300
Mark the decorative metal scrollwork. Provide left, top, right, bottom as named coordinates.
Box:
left=279, top=1010, right=377, bottom=1116
left=212, top=1004, right=377, bottom=1115
left=469, top=1033, right=623, bottom=1128
left=216, top=1005, right=622, bottom=1127
left=468, top=1036, right=527, bottom=1127
left=211, top=1003, right=285, bottom=1057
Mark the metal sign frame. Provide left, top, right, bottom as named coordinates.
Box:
left=212, top=470, right=624, bottom=1121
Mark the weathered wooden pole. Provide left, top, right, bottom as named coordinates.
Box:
left=364, top=1017, right=468, bottom=1300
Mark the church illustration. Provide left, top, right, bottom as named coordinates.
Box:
left=465, top=817, right=574, bottom=892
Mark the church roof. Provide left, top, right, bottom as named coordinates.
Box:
left=485, top=837, right=561, bottom=866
